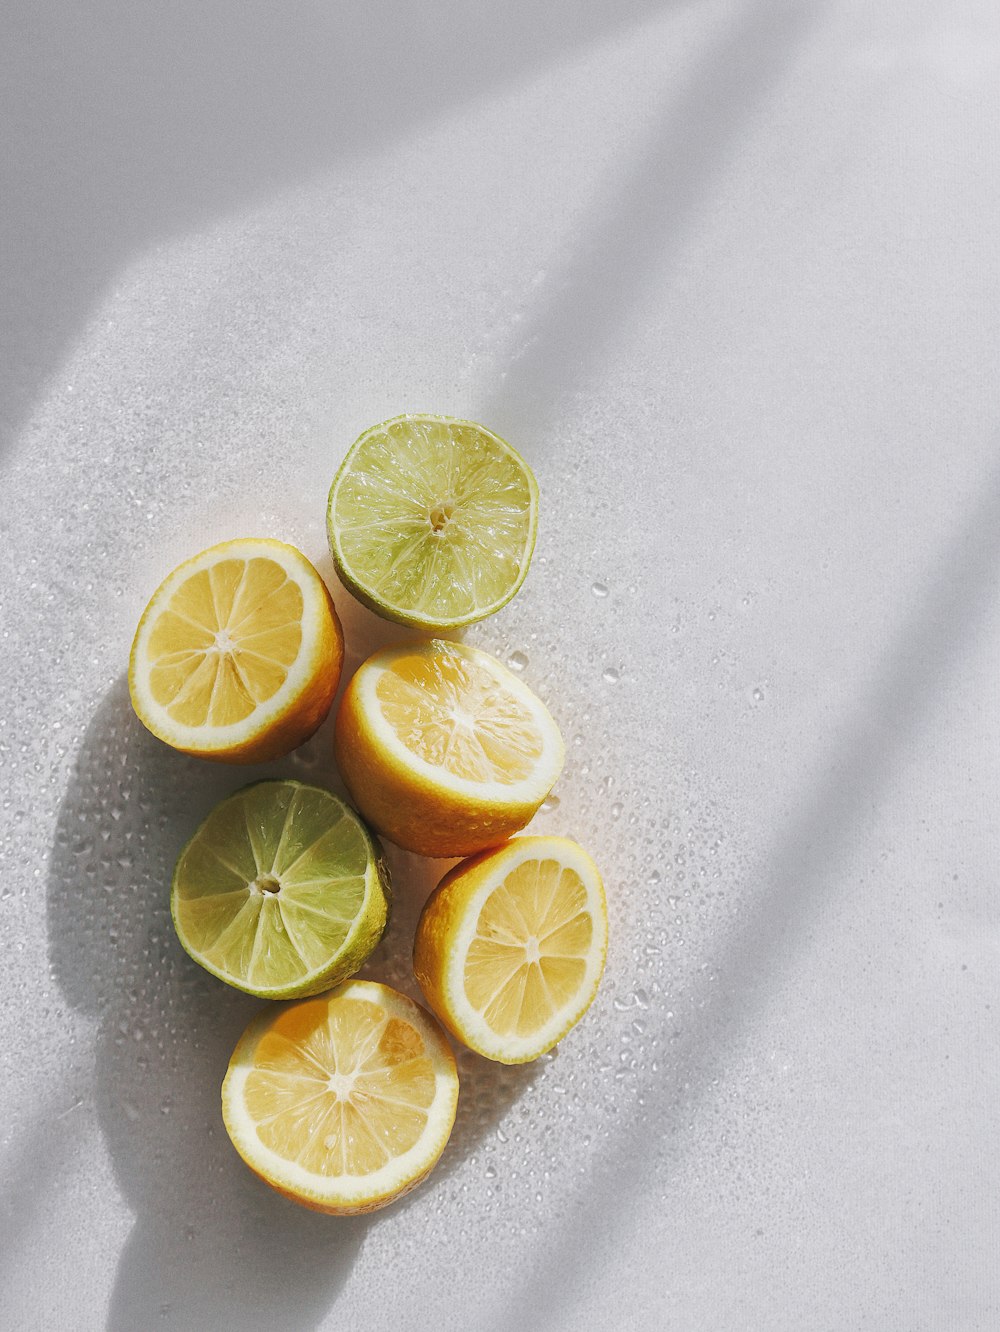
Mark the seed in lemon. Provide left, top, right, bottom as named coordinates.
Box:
left=129, top=538, right=343, bottom=763
left=327, top=414, right=538, bottom=630
left=172, top=780, right=390, bottom=999
left=413, top=836, right=607, bottom=1064
left=222, top=980, right=459, bottom=1214
left=334, top=639, right=564, bottom=858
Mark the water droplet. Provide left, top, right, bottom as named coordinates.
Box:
left=484, top=1164, right=497, bottom=1180
left=611, top=802, right=623, bottom=820
left=752, top=687, right=764, bottom=703
left=602, top=666, right=621, bottom=684
left=591, top=582, right=609, bottom=598
left=507, top=651, right=528, bottom=673
left=540, top=794, right=560, bottom=813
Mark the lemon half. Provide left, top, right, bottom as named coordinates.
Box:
left=413, top=836, right=607, bottom=1064
left=129, top=538, right=343, bottom=763
left=334, top=639, right=564, bottom=857
left=222, top=981, right=459, bottom=1213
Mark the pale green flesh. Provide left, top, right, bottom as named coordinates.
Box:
left=330, top=416, right=536, bottom=626
left=173, top=782, right=379, bottom=994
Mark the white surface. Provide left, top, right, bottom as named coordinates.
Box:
left=3, top=1, right=1000, bottom=1328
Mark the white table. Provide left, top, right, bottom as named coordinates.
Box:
left=3, top=1, right=998, bottom=1327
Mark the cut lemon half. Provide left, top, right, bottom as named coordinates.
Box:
left=172, top=781, right=390, bottom=999
left=413, top=836, right=607, bottom=1064
left=222, top=981, right=459, bottom=1214
left=327, top=414, right=538, bottom=630
left=334, top=640, right=564, bottom=857
left=129, top=538, right=343, bottom=763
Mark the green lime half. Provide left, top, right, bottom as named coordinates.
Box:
left=171, top=780, right=390, bottom=999
left=327, top=414, right=539, bottom=630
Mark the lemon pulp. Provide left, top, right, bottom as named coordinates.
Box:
left=129, top=539, right=343, bottom=763
left=223, top=981, right=459, bottom=1213
left=374, top=643, right=544, bottom=784
left=465, top=856, right=593, bottom=1037
left=413, top=836, right=607, bottom=1063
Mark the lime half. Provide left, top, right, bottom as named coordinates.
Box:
left=327, top=414, right=538, bottom=630
left=171, top=780, right=390, bottom=999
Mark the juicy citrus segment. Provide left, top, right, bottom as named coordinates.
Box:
left=222, top=981, right=459, bottom=1213
left=374, top=645, right=543, bottom=783
left=413, top=837, right=607, bottom=1064
left=171, top=781, right=390, bottom=999
left=465, top=860, right=592, bottom=1036
left=334, top=640, right=565, bottom=858
left=327, top=414, right=538, bottom=629
left=129, top=538, right=343, bottom=763
left=146, top=558, right=304, bottom=726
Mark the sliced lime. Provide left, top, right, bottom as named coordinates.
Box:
left=171, top=780, right=390, bottom=999
left=327, top=414, right=538, bottom=630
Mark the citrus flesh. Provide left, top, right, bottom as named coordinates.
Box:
left=327, top=414, right=538, bottom=630
left=129, top=538, right=343, bottom=763
left=413, top=836, right=607, bottom=1064
left=334, top=639, right=564, bottom=857
left=222, top=980, right=459, bottom=1213
left=172, top=781, right=390, bottom=999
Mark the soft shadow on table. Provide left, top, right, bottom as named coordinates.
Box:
left=46, top=589, right=537, bottom=1331
left=1, top=0, right=679, bottom=458
left=474, top=0, right=809, bottom=441
left=505, top=458, right=1000, bottom=1329
left=475, top=0, right=851, bottom=1325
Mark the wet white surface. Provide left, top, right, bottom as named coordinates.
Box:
left=2, top=1, right=1000, bottom=1328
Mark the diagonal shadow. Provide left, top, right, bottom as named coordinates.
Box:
left=475, top=0, right=818, bottom=439
left=496, top=464, right=1000, bottom=1321
left=1, top=0, right=682, bottom=461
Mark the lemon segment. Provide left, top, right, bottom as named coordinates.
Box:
left=413, top=836, right=607, bottom=1063
left=222, top=981, right=459, bottom=1213
left=172, top=781, right=390, bottom=999
left=129, top=538, right=343, bottom=763
left=334, top=640, right=564, bottom=858
left=327, top=414, right=538, bottom=630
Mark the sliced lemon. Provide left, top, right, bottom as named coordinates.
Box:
left=222, top=980, right=459, bottom=1213
left=334, top=639, right=564, bottom=858
left=129, top=538, right=343, bottom=763
left=413, top=836, right=607, bottom=1064
left=327, top=414, right=538, bottom=630
left=172, top=781, right=390, bottom=999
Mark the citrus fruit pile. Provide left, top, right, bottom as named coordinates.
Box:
left=128, top=413, right=608, bottom=1214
